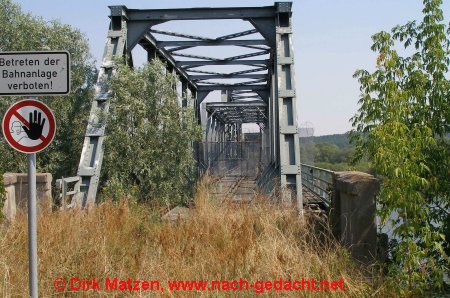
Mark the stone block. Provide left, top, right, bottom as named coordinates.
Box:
left=331, top=171, right=380, bottom=264
left=2, top=173, right=52, bottom=220
left=162, top=206, right=191, bottom=223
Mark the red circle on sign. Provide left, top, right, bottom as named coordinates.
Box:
left=2, top=99, right=56, bottom=153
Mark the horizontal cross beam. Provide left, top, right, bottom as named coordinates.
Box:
left=191, top=74, right=267, bottom=80
left=206, top=101, right=266, bottom=108
left=231, top=95, right=262, bottom=99
left=231, top=90, right=258, bottom=94
left=198, top=85, right=268, bottom=91
left=199, top=78, right=266, bottom=85
left=178, top=60, right=269, bottom=66
left=123, top=6, right=277, bottom=21
left=159, top=40, right=269, bottom=47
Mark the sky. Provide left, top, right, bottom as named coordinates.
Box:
left=14, top=0, right=450, bottom=136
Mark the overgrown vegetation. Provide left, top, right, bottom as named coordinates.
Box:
left=0, top=0, right=96, bottom=179
left=351, top=0, right=449, bottom=294
left=0, top=179, right=389, bottom=297
left=101, top=60, right=201, bottom=206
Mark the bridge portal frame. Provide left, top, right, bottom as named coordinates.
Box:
left=65, top=2, right=303, bottom=210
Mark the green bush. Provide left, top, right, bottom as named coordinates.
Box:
left=101, top=60, right=201, bottom=206
left=351, top=0, right=449, bottom=293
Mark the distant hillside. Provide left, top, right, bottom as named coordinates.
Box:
left=300, top=133, right=350, bottom=148
left=299, top=133, right=371, bottom=173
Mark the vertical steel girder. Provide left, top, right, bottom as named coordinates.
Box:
left=69, top=2, right=302, bottom=211
left=273, top=2, right=302, bottom=208
left=72, top=6, right=129, bottom=207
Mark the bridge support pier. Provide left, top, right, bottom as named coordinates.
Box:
left=331, top=171, right=379, bottom=263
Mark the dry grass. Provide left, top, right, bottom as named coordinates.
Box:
left=0, top=179, right=389, bottom=297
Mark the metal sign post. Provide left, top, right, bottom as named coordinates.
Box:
left=27, top=152, right=38, bottom=297
left=1, top=50, right=69, bottom=298
left=2, top=100, right=58, bottom=298
left=2, top=99, right=56, bottom=298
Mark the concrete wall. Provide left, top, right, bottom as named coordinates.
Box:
left=2, top=173, right=52, bottom=220
left=330, top=171, right=379, bottom=264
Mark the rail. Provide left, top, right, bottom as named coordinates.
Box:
left=300, top=164, right=335, bottom=208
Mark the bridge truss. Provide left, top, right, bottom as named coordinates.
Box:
left=61, top=2, right=303, bottom=210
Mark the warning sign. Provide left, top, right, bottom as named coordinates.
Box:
left=2, top=99, right=56, bottom=153
left=0, top=51, right=70, bottom=96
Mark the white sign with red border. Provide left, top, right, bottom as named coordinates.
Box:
left=2, top=99, right=56, bottom=153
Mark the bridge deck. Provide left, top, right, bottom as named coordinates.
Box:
left=210, top=174, right=324, bottom=207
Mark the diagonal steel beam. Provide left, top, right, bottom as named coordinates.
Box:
left=171, top=52, right=221, bottom=61
left=158, top=40, right=269, bottom=47
left=174, top=48, right=268, bottom=63
left=167, top=46, right=193, bottom=52
left=197, top=81, right=227, bottom=85
left=149, top=29, right=214, bottom=41
left=185, top=69, right=225, bottom=75
left=229, top=67, right=268, bottom=75
left=178, top=60, right=269, bottom=66
left=235, top=78, right=267, bottom=85
left=167, top=30, right=264, bottom=53
left=239, top=45, right=271, bottom=51
left=215, top=29, right=258, bottom=40
left=223, top=50, right=269, bottom=61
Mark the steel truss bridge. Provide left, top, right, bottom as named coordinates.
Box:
left=58, top=2, right=332, bottom=212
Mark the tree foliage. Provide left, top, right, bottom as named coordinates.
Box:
left=302, top=134, right=351, bottom=148
left=101, top=60, right=201, bottom=206
left=0, top=0, right=96, bottom=179
left=351, top=0, right=449, bottom=294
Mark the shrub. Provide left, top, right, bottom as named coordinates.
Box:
left=101, top=60, right=201, bottom=206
